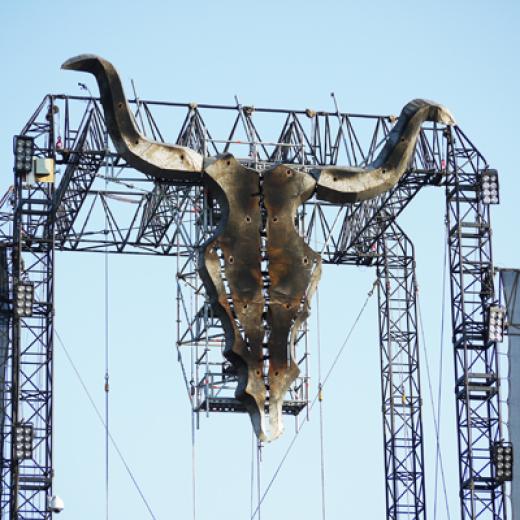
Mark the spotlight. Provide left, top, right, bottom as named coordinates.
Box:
left=487, top=304, right=506, bottom=342
left=13, top=135, right=34, bottom=175
left=47, top=495, right=65, bottom=513
left=14, top=422, right=34, bottom=460
left=493, top=442, right=513, bottom=482
left=14, top=281, right=34, bottom=317
left=479, top=169, right=500, bottom=205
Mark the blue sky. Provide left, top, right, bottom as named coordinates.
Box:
left=1, top=1, right=519, bottom=519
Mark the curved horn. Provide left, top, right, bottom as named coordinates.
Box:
left=313, top=99, right=455, bottom=203
left=62, top=54, right=203, bottom=181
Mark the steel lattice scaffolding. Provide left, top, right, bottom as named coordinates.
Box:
left=377, top=222, right=425, bottom=520
left=0, top=93, right=507, bottom=520
left=445, top=127, right=505, bottom=519
left=174, top=185, right=310, bottom=422
left=0, top=168, right=55, bottom=518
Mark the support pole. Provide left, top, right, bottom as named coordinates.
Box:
left=445, top=126, right=506, bottom=520
left=376, top=221, right=426, bottom=520
left=1, top=108, right=56, bottom=519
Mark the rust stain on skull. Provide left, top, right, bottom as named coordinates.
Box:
left=263, top=165, right=321, bottom=440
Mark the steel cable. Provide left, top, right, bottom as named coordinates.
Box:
left=104, top=162, right=110, bottom=520
left=55, top=331, right=157, bottom=519
left=316, top=289, right=326, bottom=520
left=433, top=221, right=449, bottom=520
left=249, top=280, right=376, bottom=520
left=416, top=290, right=452, bottom=520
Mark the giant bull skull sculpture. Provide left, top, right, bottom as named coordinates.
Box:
left=63, top=55, right=454, bottom=441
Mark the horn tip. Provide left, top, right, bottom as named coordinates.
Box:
left=436, top=105, right=456, bottom=126
left=417, top=98, right=456, bottom=126
left=61, top=54, right=104, bottom=72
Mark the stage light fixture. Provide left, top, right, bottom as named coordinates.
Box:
left=480, top=169, right=500, bottom=205
left=13, top=135, right=34, bottom=175
left=47, top=495, right=65, bottom=513
left=14, top=422, right=34, bottom=460
left=493, top=442, right=513, bottom=481
left=487, top=304, right=506, bottom=342
left=15, top=281, right=34, bottom=317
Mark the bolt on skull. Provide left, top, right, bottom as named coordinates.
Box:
left=63, top=55, right=455, bottom=441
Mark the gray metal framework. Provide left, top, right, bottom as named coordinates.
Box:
left=0, top=93, right=505, bottom=520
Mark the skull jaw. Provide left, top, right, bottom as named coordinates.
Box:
left=235, top=366, right=267, bottom=441
left=268, top=363, right=300, bottom=441
left=235, top=364, right=300, bottom=442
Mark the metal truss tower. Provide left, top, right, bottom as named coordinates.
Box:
left=0, top=93, right=505, bottom=520
left=0, top=151, right=55, bottom=518
left=377, top=222, right=425, bottom=520
left=445, top=127, right=505, bottom=519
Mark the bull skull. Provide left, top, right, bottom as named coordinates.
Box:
left=63, top=55, right=454, bottom=441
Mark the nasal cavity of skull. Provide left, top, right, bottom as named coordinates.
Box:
left=207, top=198, right=222, bottom=232
left=258, top=170, right=272, bottom=375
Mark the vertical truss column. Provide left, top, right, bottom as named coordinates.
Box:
left=1, top=170, right=55, bottom=519
left=376, top=221, right=426, bottom=520
left=446, top=128, right=505, bottom=520
left=0, top=247, right=13, bottom=517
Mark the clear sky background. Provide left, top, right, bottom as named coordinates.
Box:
left=1, top=1, right=519, bottom=519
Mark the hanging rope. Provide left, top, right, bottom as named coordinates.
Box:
left=434, top=219, right=449, bottom=520
left=416, top=286, right=452, bottom=520
left=191, top=406, right=197, bottom=520
left=316, top=289, right=326, bottom=520
left=250, top=280, right=377, bottom=520
left=256, top=441, right=262, bottom=520
left=55, top=331, right=157, bottom=519
left=104, top=163, right=110, bottom=520
left=314, top=212, right=327, bottom=520
left=250, top=431, right=255, bottom=519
